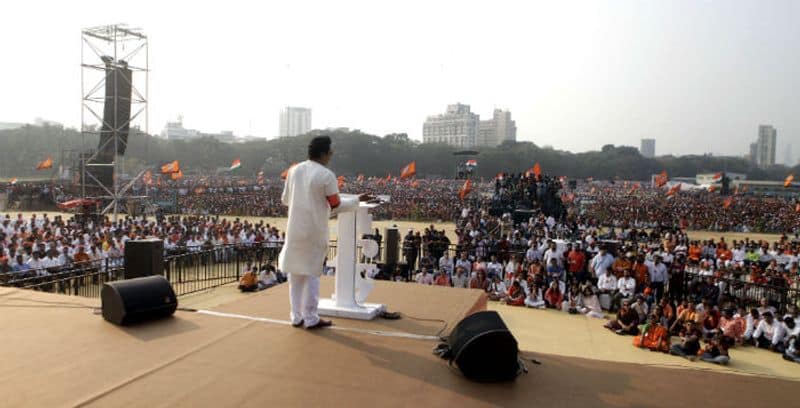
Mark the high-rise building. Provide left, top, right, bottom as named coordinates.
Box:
left=423, top=104, right=481, bottom=148
left=279, top=107, right=312, bottom=137
left=755, top=125, right=777, bottom=168
left=748, top=143, right=758, bottom=164
left=424, top=104, right=515, bottom=148
left=478, top=109, right=516, bottom=147
left=640, top=138, right=656, bottom=158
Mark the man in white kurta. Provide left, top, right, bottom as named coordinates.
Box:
left=279, top=136, right=359, bottom=329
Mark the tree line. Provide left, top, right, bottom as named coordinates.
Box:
left=1, top=125, right=796, bottom=181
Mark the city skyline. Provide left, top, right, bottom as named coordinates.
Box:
left=0, top=0, right=798, bottom=162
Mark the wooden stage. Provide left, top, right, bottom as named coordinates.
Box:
left=0, top=278, right=795, bottom=407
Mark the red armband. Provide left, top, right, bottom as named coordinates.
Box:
left=327, top=194, right=341, bottom=209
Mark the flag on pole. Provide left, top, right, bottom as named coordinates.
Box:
left=723, top=197, right=733, bottom=209
left=281, top=163, right=297, bottom=180
left=712, top=172, right=723, bottom=182
left=229, top=158, right=242, bottom=171
left=36, top=157, right=53, bottom=170
left=655, top=170, right=668, bottom=188
left=161, top=160, right=180, bottom=174
left=400, top=161, right=416, bottom=179
left=666, top=183, right=681, bottom=196
left=533, top=163, right=541, bottom=177
left=784, top=174, right=795, bottom=188
left=171, top=169, right=183, bottom=180
left=459, top=179, right=472, bottom=200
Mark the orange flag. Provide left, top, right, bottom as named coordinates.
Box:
left=629, top=183, right=640, bottom=194
left=784, top=174, right=794, bottom=188
left=36, top=156, right=53, bottom=170
left=160, top=160, right=180, bottom=174
left=337, top=175, right=345, bottom=189
left=170, top=169, right=183, bottom=180
left=655, top=170, right=668, bottom=188
left=708, top=185, right=716, bottom=193
left=666, top=183, right=681, bottom=196
left=386, top=174, right=392, bottom=181
left=459, top=179, right=472, bottom=200
left=712, top=172, right=723, bottom=181
left=723, top=197, right=733, bottom=209
left=400, top=161, right=416, bottom=179
left=533, top=163, right=542, bottom=177
left=281, top=163, right=297, bottom=180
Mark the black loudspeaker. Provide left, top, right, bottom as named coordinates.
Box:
left=384, top=227, right=399, bottom=266
left=446, top=311, right=520, bottom=382
left=101, top=275, right=177, bottom=325
left=100, top=62, right=133, bottom=156
left=124, top=239, right=164, bottom=279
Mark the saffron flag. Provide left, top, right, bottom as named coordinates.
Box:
left=36, top=157, right=53, bottom=170
left=465, top=159, right=478, bottom=167
left=712, top=172, right=723, bottom=182
left=708, top=185, right=716, bottom=193
left=459, top=179, right=472, bottom=200
left=8, top=177, right=17, bottom=185
left=230, top=158, right=242, bottom=171
left=170, top=169, right=183, bottom=180
left=666, top=183, right=681, bottom=196
left=723, top=197, right=733, bottom=209
left=337, top=175, right=345, bottom=189
left=533, top=163, right=542, bottom=177
left=400, top=161, right=416, bottom=179
left=281, top=163, right=297, bottom=180
left=784, top=174, right=794, bottom=188
left=143, top=170, right=153, bottom=185
left=161, top=160, right=180, bottom=174
left=655, top=170, right=668, bottom=188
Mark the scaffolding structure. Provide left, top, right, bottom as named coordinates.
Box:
left=80, top=24, right=148, bottom=220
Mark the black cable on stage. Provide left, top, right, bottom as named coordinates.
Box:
left=380, top=310, right=449, bottom=339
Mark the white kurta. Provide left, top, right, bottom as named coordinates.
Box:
left=278, top=160, right=355, bottom=276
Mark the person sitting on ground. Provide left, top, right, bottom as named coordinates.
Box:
left=700, top=332, right=732, bottom=365
left=743, top=308, right=760, bottom=344
left=670, top=320, right=702, bottom=361
left=452, top=266, right=469, bottom=288
left=543, top=281, right=564, bottom=309
left=505, top=280, right=526, bottom=306
left=562, top=281, right=582, bottom=313
left=718, top=308, right=745, bottom=345
left=488, top=275, right=508, bottom=301
left=671, top=301, right=698, bottom=335
left=258, top=265, right=279, bottom=290
left=612, top=268, right=636, bottom=312
left=238, top=265, right=259, bottom=292
left=783, top=331, right=800, bottom=363
left=578, top=285, right=605, bottom=319
left=752, top=311, right=780, bottom=350
left=774, top=316, right=799, bottom=354
left=434, top=269, right=451, bottom=286
left=469, top=269, right=489, bottom=292
left=634, top=314, right=671, bottom=352
left=525, top=282, right=546, bottom=309
left=415, top=268, right=433, bottom=285
left=631, top=295, right=649, bottom=323
left=657, top=297, right=675, bottom=329
left=604, top=300, right=640, bottom=335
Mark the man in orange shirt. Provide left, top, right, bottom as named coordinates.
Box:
left=632, top=254, right=650, bottom=294
left=688, top=242, right=703, bottom=263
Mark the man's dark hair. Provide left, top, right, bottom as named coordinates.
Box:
left=308, top=136, right=332, bottom=160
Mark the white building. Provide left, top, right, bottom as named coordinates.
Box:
left=755, top=124, right=777, bottom=168
left=424, top=104, right=514, bottom=148
left=160, top=116, right=238, bottom=143
left=640, top=138, right=656, bottom=158
left=279, top=107, right=312, bottom=137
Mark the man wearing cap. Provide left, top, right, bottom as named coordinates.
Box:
left=279, top=135, right=369, bottom=330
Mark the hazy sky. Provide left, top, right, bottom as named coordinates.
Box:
left=1, top=0, right=797, bottom=162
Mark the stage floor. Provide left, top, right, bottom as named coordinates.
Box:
left=0, top=281, right=796, bottom=407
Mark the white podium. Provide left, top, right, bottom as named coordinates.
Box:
left=317, top=195, right=386, bottom=320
